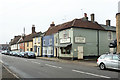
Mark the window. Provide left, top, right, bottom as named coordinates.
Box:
left=43, top=47, right=47, bottom=55
left=49, top=39, right=52, bottom=45
left=27, top=49, right=29, bottom=51
left=108, top=31, right=113, bottom=40
left=61, top=46, right=71, bottom=54
left=56, top=37, right=58, bottom=43
left=34, top=46, right=37, bottom=52
left=113, top=55, right=119, bottom=60
left=34, top=38, right=36, bottom=44
left=30, top=48, right=33, bottom=51
left=38, top=37, right=40, bottom=44
left=63, top=30, right=69, bottom=39
left=104, top=55, right=112, bottom=60
left=100, top=54, right=106, bottom=59
left=27, top=42, right=29, bottom=47
left=43, top=40, right=45, bottom=45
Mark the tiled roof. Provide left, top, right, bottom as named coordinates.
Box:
left=32, top=32, right=43, bottom=38
left=10, top=36, right=21, bottom=45
left=19, top=31, right=43, bottom=43
left=100, top=24, right=116, bottom=31
left=45, top=18, right=105, bottom=36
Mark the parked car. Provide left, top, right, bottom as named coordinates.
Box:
left=15, top=52, right=20, bottom=57
left=97, top=53, right=120, bottom=70
left=0, top=50, right=2, bottom=53
left=19, top=52, right=25, bottom=57
left=12, top=52, right=17, bottom=56
left=1, top=51, right=5, bottom=54
left=4, top=50, right=10, bottom=55
left=24, top=51, right=36, bottom=59
left=9, top=51, right=13, bottom=56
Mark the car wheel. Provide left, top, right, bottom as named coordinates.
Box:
left=99, top=63, right=106, bottom=70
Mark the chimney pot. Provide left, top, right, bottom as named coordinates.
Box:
left=84, top=13, right=87, bottom=17
left=50, top=22, right=55, bottom=27
left=106, top=20, right=111, bottom=26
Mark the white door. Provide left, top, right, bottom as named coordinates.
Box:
left=78, top=46, right=83, bottom=59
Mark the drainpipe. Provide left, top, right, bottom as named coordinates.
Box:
left=97, top=30, right=100, bottom=57
left=58, top=32, right=59, bottom=58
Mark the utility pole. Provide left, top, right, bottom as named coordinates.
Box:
left=116, top=1, right=120, bottom=54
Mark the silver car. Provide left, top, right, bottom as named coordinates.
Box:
left=97, top=53, right=120, bottom=70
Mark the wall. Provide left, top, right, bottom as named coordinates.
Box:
left=42, top=35, right=54, bottom=57
left=73, top=28, right=98, bottom=58
left=25, top=41, right=33, bottom=52
left=58, top=28, right=73, bottom=58
left=33, top=37, right=42, bottom=56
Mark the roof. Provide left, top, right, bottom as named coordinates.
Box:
left=0, top=44, right=9, bottom=46
left=100, top=24, right=116, bottom=32
left=10, top=36, right=21, bottom=45
left=19, top=31, right=43, bottom=43
left=32, top=32, right=43, bottom=38
left=45, top=18, right=105, bottom=36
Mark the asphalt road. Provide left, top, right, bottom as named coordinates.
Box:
left=0, top=54, right=119, bottom=79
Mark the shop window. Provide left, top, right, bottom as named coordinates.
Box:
left=61, top=46, right=71, bottom=54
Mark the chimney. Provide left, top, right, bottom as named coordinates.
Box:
left=106, top=20, right=111, bottom=26
left=50, top=22, right=55, bottom=27
left=32, top=24, right=36, bottom=33
left=11, top=39, right=13, bottom=42
left=83, top=13, right=88, bottom=20
left=91, top=13, right=95, bottom=22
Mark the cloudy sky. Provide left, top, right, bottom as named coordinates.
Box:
left=0, top=0, right=119, bottom=44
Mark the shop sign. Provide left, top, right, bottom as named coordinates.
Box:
left=75, top=37, right=85, bottom=43
left=60, top=38, right=70, bottom=43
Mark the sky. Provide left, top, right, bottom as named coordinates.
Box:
left=0, top=0, right=120, bottom=44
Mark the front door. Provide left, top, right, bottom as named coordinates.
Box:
left=78, top=46, right=83, bottom=59
left=56, top=48, right=57, bottom=57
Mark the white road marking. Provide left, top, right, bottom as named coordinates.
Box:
left=0, top=60, right=3, bottom=63
left=72, top=70, right=111, bottom=78
left=31, top=61, right=41, bottom=64
left=2, top=64, right=20, bottom=79
left=45, top=64, right=62, bottom=69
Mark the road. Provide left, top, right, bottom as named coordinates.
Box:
left=0, top=54, right=119, bottom=79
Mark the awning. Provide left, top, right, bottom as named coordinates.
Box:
left=57, top=43, right=72, bottom=48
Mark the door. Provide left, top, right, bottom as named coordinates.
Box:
left=111, top=55, right=119, bottom=69
left=78, top=46, right=83, bottom=59
left=104, top=55, right=113, bottom=68
left=37, top=47, right=40, bottom=56
left=56, top=48, right=57, bottom=57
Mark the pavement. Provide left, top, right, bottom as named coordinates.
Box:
left=37, top=57, right=97, bottom=67
left=1, top=63, right=19, bottom=80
